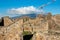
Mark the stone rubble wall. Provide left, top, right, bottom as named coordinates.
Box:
left=0, top=19, right=23, bottom=40
left=0, top=14, right=60, bottom=40
left=32, top=32, right=60, bottom=40
left=3, top=16, right=14, bottom=26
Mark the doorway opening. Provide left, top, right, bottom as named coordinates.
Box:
left=23, top=34, right=33, bottom=40
left=0, top=18, right=4, bottom=26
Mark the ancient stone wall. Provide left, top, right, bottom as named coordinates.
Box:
left=2, top=16, right=14, bottom=26
left=0, top=14, right=60, bottom=40
left=0, top=19, right=23, bottom=40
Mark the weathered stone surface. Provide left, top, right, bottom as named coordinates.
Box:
left=0, top=14, right=60, bottom=40
left=0, top=19, right=23, bottom=40
left=1, top=16, right=14, bottom=26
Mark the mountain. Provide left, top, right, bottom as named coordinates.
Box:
left=11, top=13, right=37, bottom=19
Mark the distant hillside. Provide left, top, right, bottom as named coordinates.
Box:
left=11, top=13, right=37, bottom=19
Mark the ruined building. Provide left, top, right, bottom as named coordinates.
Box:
left=0, top=13, right=60, bottom=40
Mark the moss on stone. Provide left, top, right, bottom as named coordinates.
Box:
left=23, top=31, right=32, bottom=35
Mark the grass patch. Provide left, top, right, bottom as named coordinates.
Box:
left=23, top=31, right=32, bottom=35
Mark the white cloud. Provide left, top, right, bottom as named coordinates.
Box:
left=7, top=6, right=43, bottom=14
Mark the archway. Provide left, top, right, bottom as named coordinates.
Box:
left=23, top=31, right=33, bottom=40
left=23, top=34, right=33, bottom=40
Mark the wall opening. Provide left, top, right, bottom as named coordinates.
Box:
left=0, top=18, right=4, bottom=26
left=23, top=34, right=33, bottom=40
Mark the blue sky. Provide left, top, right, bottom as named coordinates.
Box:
left=0, top=0, right=60, bottom=17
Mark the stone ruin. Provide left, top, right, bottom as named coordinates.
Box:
left=0, top=13, right=60, bottom=40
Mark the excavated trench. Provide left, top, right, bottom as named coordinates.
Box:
left=23, top=34, right=33, bottom=40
